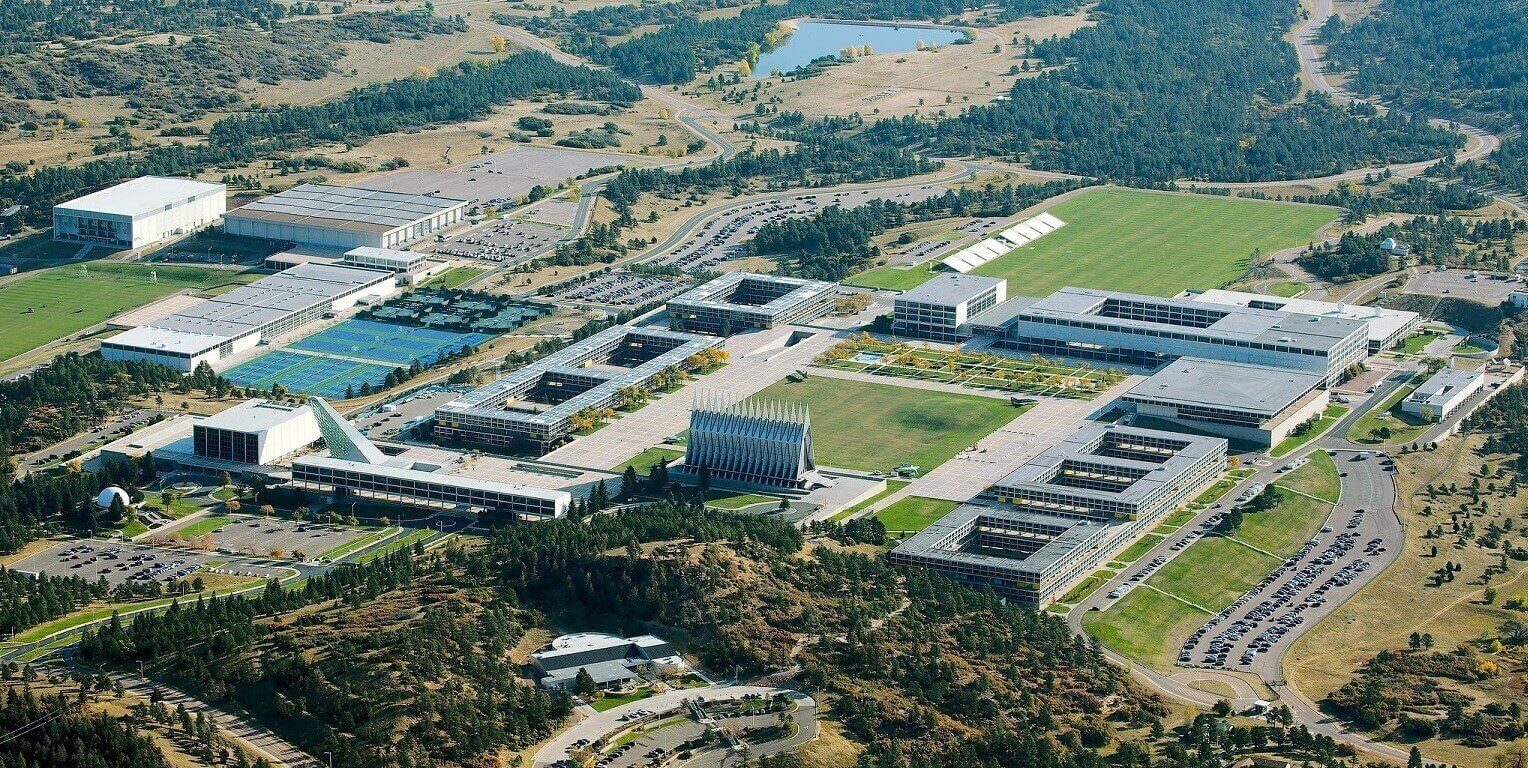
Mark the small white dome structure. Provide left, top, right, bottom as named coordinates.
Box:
left=95, top=486, right=132, bottom=510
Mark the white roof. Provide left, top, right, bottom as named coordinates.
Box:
left=55, top=176, right=224, bottom=219
left=199, top=399, right=313, bottom=433
left=106, top=324, right=233, bottom=355
left=1190, top=289, right=1419, bottom=345
left=1406, top=367, right=1485, bottom=407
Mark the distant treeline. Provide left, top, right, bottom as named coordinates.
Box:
left=0, top=52, right=640, bottom=226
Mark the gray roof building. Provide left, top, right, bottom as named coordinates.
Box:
left=667, top=272, right=838, bottom=335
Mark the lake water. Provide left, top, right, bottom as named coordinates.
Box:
left=753, top=21, right=966, bottom=77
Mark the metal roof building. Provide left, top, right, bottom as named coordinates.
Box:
left=1186, top=288, right=1421, bottom=353
left=223, top=184, right=468, bottom=250
left=1122, top=358, right=1330, bottom=448
left=893, top=273, right=1007, bottom=341
left=1401, top=366, right=1486, bottom=422
left=54, top=176, right=226, bottom=250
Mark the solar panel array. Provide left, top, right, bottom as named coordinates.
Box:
left=941, top=212, right=1066, bottom=273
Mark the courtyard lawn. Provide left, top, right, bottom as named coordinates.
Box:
left=1275, top=451, right=1340, bottom=504
left=874, top=497, right=958, bottom=535
left=0, top=262, right=248, bottom=362
left=1081, top=586, right=1212, bottom=670
left=1233, top=489, right=1332, bottom=559
left=1269, top=404, right=1349, bottom=458
left=1146, top=537, right=1280, bottom=612
left=1397, top=330, right=1443, bottom=355
left=815, top=337, right=1125, bottom=400
left=970, top=189, right=1340, bottom=297
left=748, top=377, right=1022, bottom=472
left=846, top=264, right=937, bottom=291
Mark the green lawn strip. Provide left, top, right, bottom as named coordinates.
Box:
left=831, top=480, right=910, bottom=521
left=1347, top=378, right=1428, bottom=444
left=1397, top=331, right=1443, bottom=355
left=1266, top=281, right=1308, bottom=298
left=0, top=262, right=249, bottom=361
left=1270, top=404, right=1349, bottom=458
left=1115, top=534, right=1165, bottom=563
left=1273, top=451, right=1340, bottom=503
left=970, top=189, right=1339, bottom=297
left=119, top=520, right=148, bottom=538
left=1058, top=570, right=1115, bottom=604
left=1081, top=586, right=1213, bottom=670
left=609, top=716, right=688, bottom=750
left=1232, top=489, right=1333, bottom=559
left=428, top=266, right=487, bottom=289
left=352, top=529, right=434, bottom=563
left=846, top=264, right=937, bottom=291
left=141, top=491, right=201, bottom=518
left=874, top=497, right=958, bottom=536
left=704, top=490, right=777, bottom=510
left=590, top=687, right=654, bottom=712
left=210, top=487, right=243, bottom=502
left=749, top=376, right=1023, bottom=472
left=1146, top=537, right=1280, bottom=612
left=319, top=527, right=399, bottom=562
left=1158, top=508, right=1199, bottom=528
left=614, top=446, right=684, bottom=473
left=1191, top=469, right=1255, bottom=506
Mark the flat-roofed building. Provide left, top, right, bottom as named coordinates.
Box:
left=223, top=184, right=467, bottom=250
left=1122, top=358, right=1329, bottom=448
left=530, top=633, right=686, bottom=691
left=970, top=287, right=1368, bottom=384
left=1186, top=288, right=1421, bottom=353
left=54, top=177, right=225, bottom=250
left=192, top=399, right=320, bottom=465
left=667, top=272, right=838, bottom=335
left=891, top=423, right=1226, bottom=607
left=100, top=262, right=395, bottom=371
left=435, top=326, right=721, bottom=451
left=892, top=273, right=1007, bottom=342
left=340, top=246, right=428, bottom=274
left=1401, top=367, right=1486, bottom=422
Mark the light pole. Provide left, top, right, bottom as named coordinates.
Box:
left=325, top=751, right=333, bottom=768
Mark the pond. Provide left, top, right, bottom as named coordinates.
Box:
left=753, top=20, right=967, bottom=77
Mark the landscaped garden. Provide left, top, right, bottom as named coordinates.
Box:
left=815, top=334, right=1127, bottom=400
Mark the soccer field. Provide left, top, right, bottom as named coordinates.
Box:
left=971, top=189, right=1338, bottom=296
left=748, top=376, right=1022, bottom=472
left=0, top=262, right=248, bottom=362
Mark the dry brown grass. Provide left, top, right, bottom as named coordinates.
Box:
left=793, top=705, right=862, bottom=768
left=1285, top=434, right=1528, bottom=768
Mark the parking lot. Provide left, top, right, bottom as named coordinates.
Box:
left=9, top=540, right=286, bottom=586
left=428, top=218, right=568, bottom=263
left=550, top=271, right=690, bottom=307
left=1403, top=268, right=1523, bottom=302
left=160, top=513, right=371, bottom=561
left=360, top=145, right=638, bottom=202
left=652, top=185, right=948, bottom=274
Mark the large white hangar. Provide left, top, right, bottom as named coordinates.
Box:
left=223, top=184, right=468, bottom=250
left=54, top=176, right=226, bottom=250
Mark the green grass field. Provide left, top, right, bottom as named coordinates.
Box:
left=967, top=189, right=1339, bottom=297
left=748, top=377, right=1021, bottom=472
left=1347, top=377, right=1429, bottom=445
left=705, top=490, right=777, bottom=510
left=1266, top=281, right=1308, bottom=298
left=831, top=479, right=910, bottom=521
left=846, top=264, right=938, bottom=290
left=428, top=266, right=487, bottom=289
left=874, top=497, right=958, bottom=535
left=1233, top=489, right=1331, bottom=558
left=1397, top=331, right=1443, bottom=355
left=1116, top=534, right=1166, bottom=563
left=0, top=262, right=248, bottom=361
left=614, top=446, right=683, bottom=473
left=1149, top=537, right=1280, bottom=610
left=1275, top=451, right=1340, bottom=503
left=1081, top=586, right=1212, bottom=670
left=165, top=514, right=232, bottom=539
left=1269, top=404, right=1349, bottom=458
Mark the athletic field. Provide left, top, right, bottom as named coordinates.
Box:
left=850, top=188, right=1338, bottom=297
left=0, top=262, right=249, bottom=362
left=748, top=376, right=1021, bottom=472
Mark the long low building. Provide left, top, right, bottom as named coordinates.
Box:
left=54, top=176, right=226, bottom=250
left=101, top=262, right=396, bottom=371
left=224, top=184, right=467, bottom=250
left=891, top=423, right=1227, bottom=606
left=1122, top=358, right=1329, bottom=448
left=1185, top=288, right=1421, bottom=353
left=969, top=287, right=1369, bottom=384
left=1401, top=367, right=1486, bottom=422
left=435, top=325, right=721, bottom=450
left=667, top=272, right=838, bottom=335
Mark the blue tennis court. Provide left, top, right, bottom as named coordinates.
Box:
left=225, top=351, right=394, bottom=399
left=290, top=319, right=492, bottom=366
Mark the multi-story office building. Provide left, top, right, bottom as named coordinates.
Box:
left=891, top=424, right=1226, bottom=606
left=667, top=272, right=838, bottom=335
left=1122, top=358, right=1329, bottom=448
left=969, top=287, right=1368, bottom=383
left=892, top=273, right=1007, bottom=342
left=1187, top=288, right=1421, bottom=353
left=54, top=177, right=225, bottom=250
left=678, top=394, right=817, bottom=489
left=434, top=326, right=720, bottom=450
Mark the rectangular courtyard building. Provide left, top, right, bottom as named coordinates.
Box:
left=969, top=287, right=1368, bottom=384
left=667, top=272, right=838, bottom=335
left=891, top=423, right=1226, bottom=606
left=434, top=325, right=721, bottom=451
left=893, top=273, right=1006, bottom=342
left=223, top=184, right=467, bottom=250
left=54, top=176, right=225, bottom=250
left=101, top=262, right=396, bottom=371
left=1401, top=367, right=1486, bottom=422
left=1121, top=358, right=1329, bottom=448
